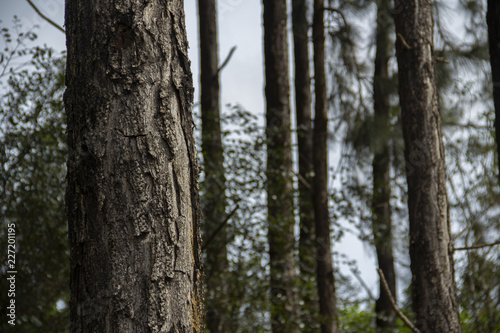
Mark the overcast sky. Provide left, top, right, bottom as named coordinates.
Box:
left=0, top=0, right=381, bottom=299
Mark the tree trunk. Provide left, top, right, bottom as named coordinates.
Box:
left=313, top=2, right=339, bottom=333
left=65, top=1, right=204, bottom=332
left=291, top=0, right=318, bottom=331
left=262, top=1, right=299, bottom=332
left=372, top=0, right=396, bottom=331
left=393, top=1, right=461, bottom=332
left=197, top=1, right=228, bottom=332
left=487, top=0, right=500, bottom=183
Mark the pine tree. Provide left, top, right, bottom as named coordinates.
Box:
left=313, top=1, right=339, bottom=332
left=393, top=0, right=461, bottom=331
left=197, top=1, right=229, bottom=331
left=65, top=1, right=203, bottom=331
left=262, top=1, right=299, bottom=331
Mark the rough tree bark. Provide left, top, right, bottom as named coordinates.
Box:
left=262, top=1, right=299, bottom=332
left=65, top=1, right=204, bottom=332
left=393, top=1, right=461, bottom=332
left=313, top=2, right=339, bottom=333
left=197, top=1, right=228, bottom=332
left=291, top=0, right=318, bottom=331
left=487, top=0, right=500, bottom=183
left=372, top=0, right=396, bottom=331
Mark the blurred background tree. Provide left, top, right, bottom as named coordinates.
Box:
left=0, top=21, right=68, bottom=332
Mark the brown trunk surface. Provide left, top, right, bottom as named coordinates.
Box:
left=197, top=1, right=228, bottom=332
left=393, top=1, right=461, bottom=332
left=262, top=1, right=299, bottom=332
left=65, top=1, right=203, bottom=332
left=292, top=0, right=318, bottom=331
left=313, top=2, right=339, bottom=333
left=372, top=0, right=397, bottom=331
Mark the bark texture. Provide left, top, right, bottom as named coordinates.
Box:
left=65, top=1, right=204, bottom=332
left=313, top=1, right=339, bottom=333
left=487, top=0, right=500, bottom=183
left=393, top=1, right=461, bottom=332
left=197, top=1, right=228, bottom=332
left=262, top=1, right=299, bottom=332
left=291, top=0, right=318, bottom=331
left=372, top=0, right=396, bottom=331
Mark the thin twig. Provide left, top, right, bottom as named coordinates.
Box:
left=435, top=56, right=449, bottom=63
left=350, top=268, right=375, bottom=300
left=443, top=122, right=490, bottom=129
left=377, top=269, right=421, bottom=333
left=26, top=0, right=65, bottom=34
left=397, top=33, right=411, bottom=50
left=0, top=37, right=23, bottom=78
left=202, top=203, right=239, bottom=250
left=216, top=46, right=236, bottom=75
left=454, top=239, right=500, bottom=252
left=296, top=172, right=312, bottom=191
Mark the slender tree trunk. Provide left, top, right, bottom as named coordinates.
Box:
left=313, top=2, right=339, bottom=333
left=262, top=1, right=299, bottom=332
left=197, top=1, right=228, bottom=332
left=393, top=1, right=461, bottom=332
left=292, top=0, right=318, bottom=331
left=372, top=1, right=396, bottom=331
left=65, top=1, right=204, bottom=332
left=487, top=0, right=500, bottom=183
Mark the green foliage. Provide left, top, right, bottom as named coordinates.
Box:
left=437, top=3, right=500, bottom=331
left=458, top=252, right=500, bottom=333
left=0, top=23, right=68, bottom=332
left=338, top=305, right=375, bottom=333
left=218, top=106, right=271, bottom=332
left=197, top=104, right=270, bottom=332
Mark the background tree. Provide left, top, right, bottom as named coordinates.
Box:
left=64, top=0, right=203, bottom=331
left=262, top=1, right=299, bottom=331
left=313, top=1, right=339, bottom=332
left=487, top=0, right=500, bottom=181
left=393, top=0, right=461, bottom=331
left=0, top=30, right=68, bottom=331
left=291, top=0, right=318, bottom=330
left=371, top=0, right=396, bottom=331
left=432, top=2, right=500, bottom=330
left=197, top=1, right=229, bottom=332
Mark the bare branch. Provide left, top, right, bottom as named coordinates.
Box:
left=216, top=46, right=237, bottom=76
left=454, top=239, right=500, bottom=252
left=351, top=268, right=375, bottom=300
left=202, top=203, right=239, bottom=250
left=435, top=56, right=449, bottom=63
left=26, top=0, right=65, bottom=34
left=397, top=33, right=411, bottom=50
left=295, top=172, right=312, bottom=191
left=377, top=269, right=421, bottom=333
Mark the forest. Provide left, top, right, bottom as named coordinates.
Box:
left=0, top=0, right=499, bottom=332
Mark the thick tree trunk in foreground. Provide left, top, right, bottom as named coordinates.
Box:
left=372, top=0, right=396, bottom=331
left=393, top=1, right=461, bottom=332
left=197, top=1, right=228, bottom=332
left=313, top=2, right=339, bottom=333
left=487, top=0, right=500, bottom=183
left=65, top=1, right=203, bottom=332
left=262, top=1, right=299, bottom=332
left=291, top=0, right=318, bottom=331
